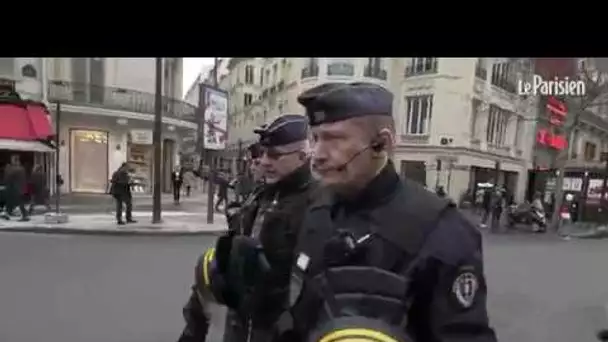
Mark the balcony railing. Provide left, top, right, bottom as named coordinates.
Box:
left=491, top=78, right=516, bottom=94
left=301, top=65, right=319, bottom=79
left=48, top=80, right=196, bottom=122
left=363, top=66, right=387, bottom=80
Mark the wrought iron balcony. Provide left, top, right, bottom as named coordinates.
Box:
left=363, top=66, right=387, bottom=80
left=47, top=80, right=196, bottom=122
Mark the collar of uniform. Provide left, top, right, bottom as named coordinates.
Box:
left=265, top=161, right=312, bottom=197
left=333, top=160, right=400, bottom=210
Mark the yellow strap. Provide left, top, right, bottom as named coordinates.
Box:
left=202, top=247, right=215, bottom=286
left=319, top=328, right=400, bottom=342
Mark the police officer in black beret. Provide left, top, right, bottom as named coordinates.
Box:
left=178, top=114, right=318, bottom=342
left=273, top=82, right=497, bottom=342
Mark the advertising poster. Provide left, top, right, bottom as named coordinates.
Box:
left=586, top=179, right=607, bottom=204
left=199, top=85, right=228, bottom=151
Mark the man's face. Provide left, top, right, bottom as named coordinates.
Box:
left=259, top=144, right=304, bottom=184
left=249, top=158, right=264, bottom=182
left=311, top=119, right=377, bottom=192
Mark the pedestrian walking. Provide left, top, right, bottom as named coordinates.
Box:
left=28, top=165, right=51, bottom=215
left=490, top=188, right=505, bottom=232
left=172, top=166, right=184, bottom=204
left=2, top=155, right=29, bottom=221
left=214, top=170, right=229, bottom=212
left=183, top=169, right=195, bottom=197
left=109, top=163, right=136, bottom=225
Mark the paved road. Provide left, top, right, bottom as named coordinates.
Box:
left=0, top=232, right=607, bottom=342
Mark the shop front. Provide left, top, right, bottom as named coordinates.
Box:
left=69, top=129, right=109, bottom=193
left=0, top=87, right=54, bottom=184
left=55, top=107, right=191, bottom=194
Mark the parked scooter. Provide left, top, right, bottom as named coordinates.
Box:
left=507, top=202, right=547, bottom=232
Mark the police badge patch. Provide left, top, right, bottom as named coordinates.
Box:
left=451, top=271, right=479, bottom=309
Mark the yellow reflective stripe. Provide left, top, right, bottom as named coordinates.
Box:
left=202, top=247, right=215, bottom=286
left=319, top=328, right=399, bottom=342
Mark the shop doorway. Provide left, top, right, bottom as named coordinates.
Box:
left=70, top=129, right=109, bottom=193
left=400, top=160, right=427, bottom=187
left=127, top=144, right=153, bottom=193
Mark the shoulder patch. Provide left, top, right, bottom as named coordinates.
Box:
left=451, top=267, right=479, bottom=309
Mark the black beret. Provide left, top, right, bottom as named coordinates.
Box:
left=297, top=82, right=393, bottom=126
left=247, top=142, right=262, bottom=159
left=253, top=114, right=308, bottom=147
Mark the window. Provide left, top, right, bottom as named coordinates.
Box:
left=259, top=69, right=264, bottom=86
left=491, top=62, right=516, bottom=93
left=244, top=93, right=253, bottom=106
left=470, top=99, right=482, bottom=139
left=405, top=58, right=437, bottom=77
left=301, top=58, right=319, bottom=78
left=327, top=58, right=354, bottom=76
left=364, top=58, right=387, bottom=80
left=514, top=117, right=524, bottom=149
left=245, top=65, right=254, bottom=84
left=475, top=58, right=487, bottom=80
left=486, top=105, right=510, bottom=146
left=21, top=64, right=37, bottom=78
left=404, top=95, right=433, bottom=135
left=584, top=141, right=597, bottom=161
left=570, top=130, right=580, bottom=159
left=273, top=64, right=278, bottom=83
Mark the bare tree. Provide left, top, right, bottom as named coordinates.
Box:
left=546, top=58, right=608, bottom=230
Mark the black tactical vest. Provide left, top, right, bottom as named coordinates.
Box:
left=284, top=177, right=454, bottom=341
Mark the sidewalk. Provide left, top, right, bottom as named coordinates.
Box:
left=559, top=221, right=608, bottom=239
left=0, top=210, right=228, bottom=236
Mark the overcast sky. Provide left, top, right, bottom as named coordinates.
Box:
left=182, top=58, right=215, bottom=97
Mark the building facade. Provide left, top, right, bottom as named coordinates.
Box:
left=39, top=58, right=197, bottom=194
left=219, top=58, right=536, bottom=201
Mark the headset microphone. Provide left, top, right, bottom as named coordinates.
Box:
left=330, top=140, right=384, bottom=172
left=334, top=145, right=372, bottom=172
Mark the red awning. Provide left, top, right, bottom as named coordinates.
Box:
left=26, top=103, right=53, bottom=138
left=0, top=102, right=52, bottom=140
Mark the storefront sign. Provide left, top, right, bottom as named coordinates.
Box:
left=537, top=129, right=567, bottom=150
left=130, top=129, right=153, bottom=145
left=536, top=96, right=568, bottom=150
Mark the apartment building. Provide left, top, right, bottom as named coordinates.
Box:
left=12, top=58, right=196, bottom=195
left=219, top=58, right=536, bottom=200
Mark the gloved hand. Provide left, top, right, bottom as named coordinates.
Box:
left=226, top=235, right=271, bottom=315
left=215, top=230, right=236, bottom=275
left=225, top=201, right=242, bottom=220
left=227, top=236, right=271, bottom=288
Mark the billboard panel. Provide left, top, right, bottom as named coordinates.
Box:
left=198, top=84, right=228, bottom=151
